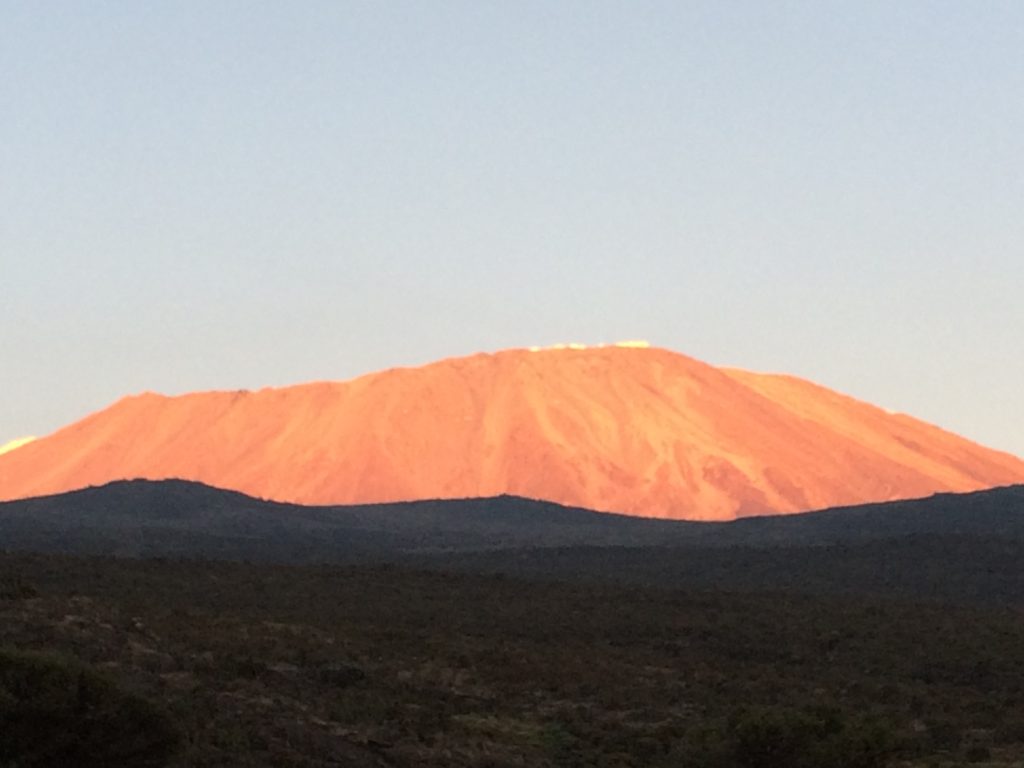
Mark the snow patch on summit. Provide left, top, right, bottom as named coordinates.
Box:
left=528, top=340, right=651, bottom=352
left=0, top=436, right=35, bottom=456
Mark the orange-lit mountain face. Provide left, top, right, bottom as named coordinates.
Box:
left=2, top=347, right=1023, bottom=520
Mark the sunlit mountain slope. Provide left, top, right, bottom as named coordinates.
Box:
left=1, top=347, right=1021, bottom=520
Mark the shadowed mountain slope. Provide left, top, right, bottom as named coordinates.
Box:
left=0, top=479, right=688, bottom=559
left=2, top=346, right=1022, bottom=519
left=1, top=479, right=1022, bottom=563
left=3, top=479, right=1024, bottom=605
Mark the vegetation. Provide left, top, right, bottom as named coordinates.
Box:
left=425, top=534, right=1024, bottom=605
left=2, top=552, right=1024, bottom=766
left=0, top=647, right=179, bottom=767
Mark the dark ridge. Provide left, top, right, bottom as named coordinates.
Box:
left=3, top=478, right=1022, bottom=550
left=2, top=479, right=1023, bottom=604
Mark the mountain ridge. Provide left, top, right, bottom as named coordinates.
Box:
left=3, top=477, right=1024, bottom=604
left=2, top=477, right=1022, bottom=557
left=2, top=346, right=1022, bottom=519
left=0, top=437, right=35, bottom=457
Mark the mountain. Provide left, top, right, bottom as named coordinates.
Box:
left=0, top=437, right=34, bottom=457
left=2, top=478, right=1022, bottom=560
left=2, top=479, right=1023, bottom=604
left=2, top=346, right=1022, bottom=519
left=0, top=479, right=693, bottom=560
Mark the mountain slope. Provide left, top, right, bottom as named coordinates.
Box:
left=1, top=478, right=1022, bottom=559
left=0, top=437, right=34, bottom=457
left=0, top=479, right=699, bottom=559
left=1, top=346, right=1022, bottom=519
left=2, top=480, right=1024, bottom=606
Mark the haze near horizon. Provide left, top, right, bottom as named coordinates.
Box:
left=3, top=2, right=1022, bottom=456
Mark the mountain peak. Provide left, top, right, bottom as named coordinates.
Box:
left=1, top=347, right=1022, bottom=520
left=523, top=340, right=652, bottom=352
left=0, top=437, right=35, bottom=457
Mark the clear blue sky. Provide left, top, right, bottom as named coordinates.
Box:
left=3, top=2, right=1022, bottom=457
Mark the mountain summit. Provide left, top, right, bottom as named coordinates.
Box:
left=2, top=346, right=1022, bottom=520
left=0, top=437, right=35, bottom=457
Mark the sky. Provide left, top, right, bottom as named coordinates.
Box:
left=2, top=1, right=1022, bottom=457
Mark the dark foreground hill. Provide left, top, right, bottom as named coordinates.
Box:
left=1, top=479, right=1022, bottom=554
left=3, top=484, right=1024, bottom=765
left=0, top=479, right=706, bottom=559
left=2, top=480, right=1023, bottom=605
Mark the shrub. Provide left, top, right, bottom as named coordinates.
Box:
left=0, top=647, right=180, bottom=767
left=731, top=707, right=895, bottom=768
left=0, top=576, right=38, bottom=600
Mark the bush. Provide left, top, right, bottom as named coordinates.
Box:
left=731, top=707, right=895, bottom=768
left=0, top=576, right=38, bottom=600
left=0, top=647, right=180, bottom=767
